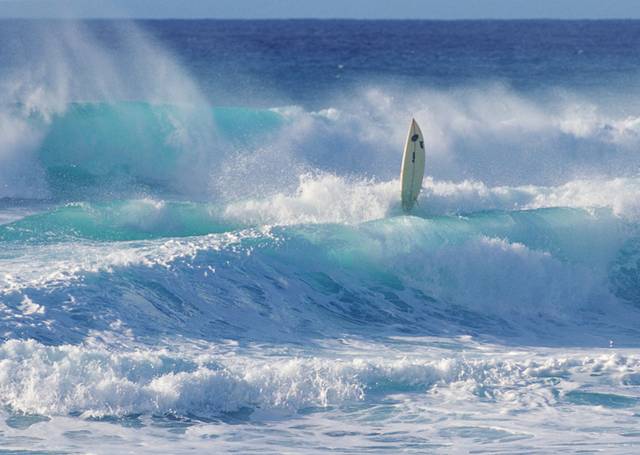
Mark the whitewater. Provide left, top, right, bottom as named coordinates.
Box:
left=1, top=19, right=640, bottom=453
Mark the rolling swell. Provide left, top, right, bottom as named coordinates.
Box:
left=1, top=206, right=637, bottom=346
left=3, top=92, right=640, bottom=346
left=0, top=200, right=238, bottom=242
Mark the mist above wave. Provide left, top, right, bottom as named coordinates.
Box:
left=2, top=21, right=640, bottom=203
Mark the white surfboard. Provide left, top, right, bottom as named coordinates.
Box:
left=400, top=118, right=425, bottom=212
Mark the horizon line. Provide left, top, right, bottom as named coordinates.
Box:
left=3, top=17, right=640, bottom=21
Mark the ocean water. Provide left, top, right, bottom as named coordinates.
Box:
left=1, top=19, right=640, bottom=453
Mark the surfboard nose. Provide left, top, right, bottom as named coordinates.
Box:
left=401, top=118, right=426, bottom=212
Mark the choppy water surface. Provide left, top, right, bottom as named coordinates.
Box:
left=1, top=19, right=640, bottom=453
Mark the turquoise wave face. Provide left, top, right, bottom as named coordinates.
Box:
left=0, top=200, right=621, bottom=250
left=34, top=102, right=284, bottom=198
left=1, top=205, right=637, bottom=346
left=0, top=200, right=239, bottom=242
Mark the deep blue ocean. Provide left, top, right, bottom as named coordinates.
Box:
left=1, top=19, right=640, bottom=453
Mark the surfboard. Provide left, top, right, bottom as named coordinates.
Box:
left=400, top=118, right=425, bottom=212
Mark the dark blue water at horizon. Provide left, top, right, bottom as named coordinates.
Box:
left=4, top=19, right=640, bottom=107
left=138, top=19, right=640, bottom=105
